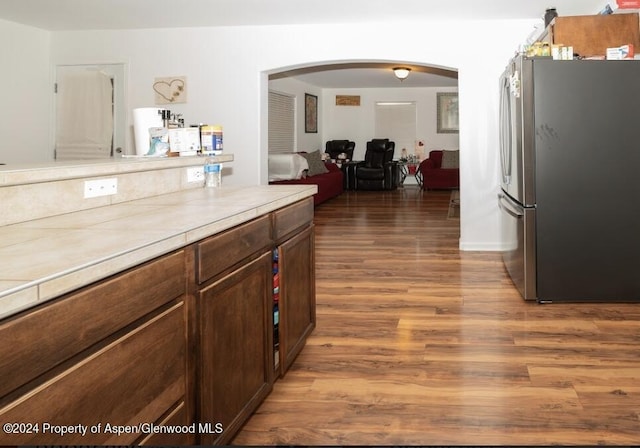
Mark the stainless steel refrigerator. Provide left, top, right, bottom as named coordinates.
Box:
left=498, top=55, right=640, bottom=303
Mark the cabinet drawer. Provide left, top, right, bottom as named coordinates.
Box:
left=0, top=304, right=187, bottom=445
left=272, top=197, right=313, bottom=243
left=139, top=402, right=193, bottom=446
left=197, top=214, right=272, bottom=284
left=0, top=250, right=186, bottom=399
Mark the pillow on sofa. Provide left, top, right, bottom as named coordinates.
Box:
left=300, top=150, right=329, bottom=177
left=268, top=153, right=309, bottom=181
left=440, top=150, right=460, bottom=169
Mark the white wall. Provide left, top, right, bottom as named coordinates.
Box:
left=0, top=19, right=51, bottom=164
left=322, top=86, right=459, bottom=161
left=39, top=20, right=541, bottom=250
left=268, top=81, right=460, bottom=160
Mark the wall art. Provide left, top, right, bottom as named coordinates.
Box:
left=305, top=93, right=318, bottom=133
left=154, top=76, right=187, bottom=104
left=437, top=92, right=459, bottom=133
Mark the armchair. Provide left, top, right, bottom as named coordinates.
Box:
left=418, top=150, right=460, bottom=190
left=325, top=140, right=355, bottom=161
left=354, top=139, right=398, bottom=190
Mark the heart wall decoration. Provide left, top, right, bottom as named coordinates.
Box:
left=153, top=76, right=187, bottom=104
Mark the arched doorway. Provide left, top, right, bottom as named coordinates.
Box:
left=264, top=60, right=460, bottom=215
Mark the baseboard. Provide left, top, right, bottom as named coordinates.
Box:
left=459, top=241, right=505, bottom=251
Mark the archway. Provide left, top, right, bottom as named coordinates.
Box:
left=263, top=60, right=460, bottom=204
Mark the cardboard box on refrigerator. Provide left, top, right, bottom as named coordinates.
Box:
left=617, top=0, right=640, bottom=8
left=606, top=44, right=635, bottom=59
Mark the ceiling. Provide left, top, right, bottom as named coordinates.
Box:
left=0, top=0, right=605, bottom=89
left=0, top=0, right=605, bottom=31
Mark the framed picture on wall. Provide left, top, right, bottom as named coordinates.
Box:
left=437, top=92, right=459, bottom=134
left=305, top=93, right=318, bottom=133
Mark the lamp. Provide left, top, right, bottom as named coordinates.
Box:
left=393, top=67, right=411, bottom=81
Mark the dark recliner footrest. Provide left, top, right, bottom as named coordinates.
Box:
left=356, top=166, right=385, bottom=180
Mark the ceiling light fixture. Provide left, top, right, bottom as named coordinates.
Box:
left=393, top=67, right=411, bottom=81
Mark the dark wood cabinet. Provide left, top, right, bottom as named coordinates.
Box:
left=197, top=251, right=274, bottom=445
left=0, top=197, right=315, bottom=446
left=0, top=251, right=191, bottom=445
left=196, top=214, right=272, bottom=284
left=541, top=13, right=640, bottom=57
left=277, top=224, right=316, bottom=375
left=0, top=250, right=187, bottom=400
left=272, top=197, right=315, bottom=375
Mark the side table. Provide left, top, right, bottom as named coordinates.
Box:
left=398, top=162, right=423, bottom=188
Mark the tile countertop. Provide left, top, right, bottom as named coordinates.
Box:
left=0, top=155, right=234, bottom=187
left=0, top=184, right=317, bottom=320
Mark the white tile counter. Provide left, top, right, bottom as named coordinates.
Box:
left=0, top=155, right=233, bottom=187
left=0, top=184, right=317, bottom=320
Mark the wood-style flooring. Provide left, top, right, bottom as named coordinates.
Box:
left=232, top=188, right=640, bottom=446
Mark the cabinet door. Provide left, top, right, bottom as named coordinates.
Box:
left=278, top=224, right=316, bottom=375
left=198, top=251, right=273, bottom=445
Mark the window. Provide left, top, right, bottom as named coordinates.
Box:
left=374, top=102, right=417, bottom=156
left=268, top=91, right=295, bottom=154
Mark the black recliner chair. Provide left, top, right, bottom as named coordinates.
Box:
left=354, top=139, right=398, bottom=190
left=325, top=140, right=355, bottom=161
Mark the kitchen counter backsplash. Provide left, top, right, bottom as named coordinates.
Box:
left=0, top=155, right=232, bottom=226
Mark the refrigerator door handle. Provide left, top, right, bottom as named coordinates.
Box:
left=498, top=194, right=523, bottom=219
left=499, top=75, right=513, bottom=185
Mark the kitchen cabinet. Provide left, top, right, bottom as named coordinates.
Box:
left=0, top=196, right=315, bottom=446
left=195, top=196, right=315, bottom=443
left=540, top=13, right=640, bottom=57
left=0, top=251, right=192, bottom=445
left=195, top=212, right=274, bottom=445
left=276, top=225, right=316, bottom=375
left=272, top=197, right=316, bottom=375
left=198, top=252, right=274, bottom=445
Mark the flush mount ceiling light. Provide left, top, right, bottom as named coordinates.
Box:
left=393, top=67, right=411, bottom=81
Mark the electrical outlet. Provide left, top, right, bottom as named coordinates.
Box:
left=187, top=166, right=204, bottom=183
left=84, top=178, right=118, bottom=198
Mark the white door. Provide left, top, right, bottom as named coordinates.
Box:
left=55, top=64, right=125, bottom=159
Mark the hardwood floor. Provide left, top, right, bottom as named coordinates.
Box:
left=232, top=188, right=640, bottom=446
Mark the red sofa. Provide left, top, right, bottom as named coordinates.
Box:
left=269, top=162, right=344, bottom=206
left=418, top=150, right=460, bottom=190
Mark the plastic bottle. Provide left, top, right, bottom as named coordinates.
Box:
left=544, top=8, right=557, bottom=28
left=204, top=154, right=222, bottom=188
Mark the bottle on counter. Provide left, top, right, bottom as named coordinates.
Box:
left=204, top=153, right=222, bottom=188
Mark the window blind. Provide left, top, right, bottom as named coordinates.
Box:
left=374, top=102, right=417, bottom=156
left=268, top=91, right=295, bottom=154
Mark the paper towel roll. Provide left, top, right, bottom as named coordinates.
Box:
left=133, top=108, right=163, bottom=155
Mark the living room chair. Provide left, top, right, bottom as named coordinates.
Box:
left=418, top=150, right=460, bottom=190
left=325, top=140, right=355, bottom=161
left=354, top=139, right=398, bottom=190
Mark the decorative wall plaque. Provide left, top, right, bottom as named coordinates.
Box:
left=153, top=76, right=187, bottom=104
left=335, top=95, right=361, bottom=106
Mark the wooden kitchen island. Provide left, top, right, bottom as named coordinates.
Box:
left=0, top=157, right=317, bottom=445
